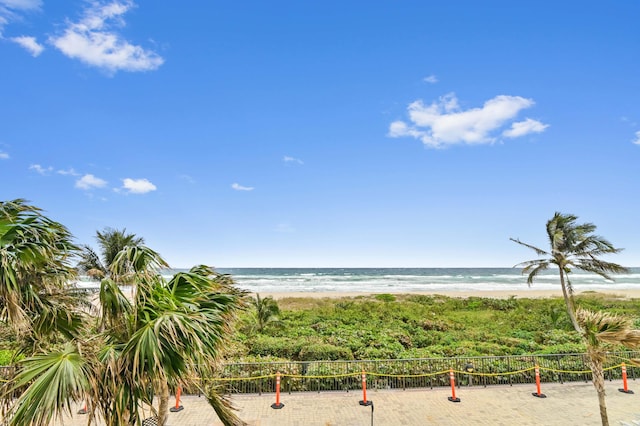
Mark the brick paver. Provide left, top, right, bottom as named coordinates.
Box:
left=55, top=380, right=640, bottom=425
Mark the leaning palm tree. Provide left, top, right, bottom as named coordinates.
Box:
left=511, top=212, right=628, bottom=332
left=0, top=199, right=80, bottom=335
left=575, top=308, right=640, bottom=426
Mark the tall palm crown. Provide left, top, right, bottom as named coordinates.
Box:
left=77, top=227, right=144, bottom=279
left=511, top=212, right=628, bottom=332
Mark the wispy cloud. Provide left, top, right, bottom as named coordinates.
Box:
left=121, top=177, right=156, bottom=193
left=633, top=131, right=640, bottom=145
left=231, top=183, right=254, bottom=191
left=57, top=167, right=79, bottom=176
left=76, top=173, right=108, bottom=189
left=423, top=74, right=438, bottom=84
left=178, top=174, right=195, bottom=183
left=388, top=93, right=548, bottom=148
left=49, top=1, right=164, bottom=73
left=0, top=151, right=8, bottom=159
left=11, top=35, right=44, bottom=56
left=0, top=0, right=41, bottom=35
left=503, top=118, right=549, bottom=138
left=29, top=163, right=53, bottom=174
left=283, top=156, right=304, bottom=165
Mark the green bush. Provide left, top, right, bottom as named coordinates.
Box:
left=248, top=336, right=304, bottom=359
left=298, top=343, right=354, bottom=361
left=375, top=293, right=396, bottom=302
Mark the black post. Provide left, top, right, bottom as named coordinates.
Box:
left=370, top=401, right=374, bottom=426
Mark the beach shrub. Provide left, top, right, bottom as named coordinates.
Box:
left=538, top=343, right=586, bottom=354
left=298, top=343, right=354, bottom=361
left=232, top=293, right=640, bottom=362
left=375, top=293, right=396, bottom=302
left=248, top=336, right=304, bottom=359
left=538, top=329, right=582, bottom=346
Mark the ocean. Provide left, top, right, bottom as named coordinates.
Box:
left=75, top=267, right=640, bottom=294
left=208, top=267, right=640, bottom=294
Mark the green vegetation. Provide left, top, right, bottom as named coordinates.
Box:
left=228, top=292, right=640, bottom=362
left=0, top=200, right=246, bottom=426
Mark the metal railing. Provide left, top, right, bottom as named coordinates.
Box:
left=1, top=351, right=637, bottom=395
left=213, top=351, right=640, bottom=394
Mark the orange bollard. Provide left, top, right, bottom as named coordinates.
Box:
left=618, top=363, right=634, bottom=394
left=532, top=365, right=546, bottom=398
left=170, top=386, right=184, bottom=412
left=271, top=372, right=284, bottom=409
left=77, top=401, right=88, bottom=414
left=359, top=370, right=372, bottom=406
left=448, top=368, right=460, bottom=402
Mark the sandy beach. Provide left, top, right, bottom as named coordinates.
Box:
left=259, top=289, right=640, bottom=300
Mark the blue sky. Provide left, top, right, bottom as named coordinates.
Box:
left=1, top=1, right=639, bottom=268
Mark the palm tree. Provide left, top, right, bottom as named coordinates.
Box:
left=575, top=308, right=640, bottom=426
left=1, top=201, right=247, bottom=426
left=3, top=257, right=246, bottom=425
left=0, top=199, right=80, bottom=335
left=77, top=227, right=144, bottom=279
left=248, top=293, right=281, bottom=333
left=511, top=212, right=628, bottom=332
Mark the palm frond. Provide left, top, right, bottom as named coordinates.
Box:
left=509, top=238, right=549, bottom=256
left=205, top=383, right=247, bottom=426
left=2, top=344, right=88, bottom=426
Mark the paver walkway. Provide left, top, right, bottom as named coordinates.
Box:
left=55, top=380, right=640, bottom=425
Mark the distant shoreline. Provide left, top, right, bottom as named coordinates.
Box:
left=256, top=289, right=640, bottom=300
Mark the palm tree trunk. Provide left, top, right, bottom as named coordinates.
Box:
left=158, top=380, right=170, bottom=426
left=587, top=347, right=609, bottom=426
left=558, top=267, right=581, bottom=332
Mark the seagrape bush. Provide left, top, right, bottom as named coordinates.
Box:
left=229, top=293, right=640, bottom=362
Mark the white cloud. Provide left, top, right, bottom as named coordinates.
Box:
left=389, top=93, right=548, bottom=148
left=11, top=35, right=44, bottom=56
left=283, top=156, right=304, bottom=165
left=423, top=75, right=438, bottom=84
left=0, top=0, right=41, bottom=34
left=0, top=151, right=8, bottom=159
left=231, top=183, right=254, bottom=191
left=122, top=177, right=156, bottom=193
left=76, top=173, right=107, bottom=189
left=49, top=1, right=164, bottom=73
left=502, top=118, right=549, bottom=138
left=633, top=131, right=640, bottom=145
left=29, top=163, right=53, bottom=174
left=57, top=167, right=79, bottom=176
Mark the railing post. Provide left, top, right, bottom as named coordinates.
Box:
left=618, top=363, right=634, bottom=394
